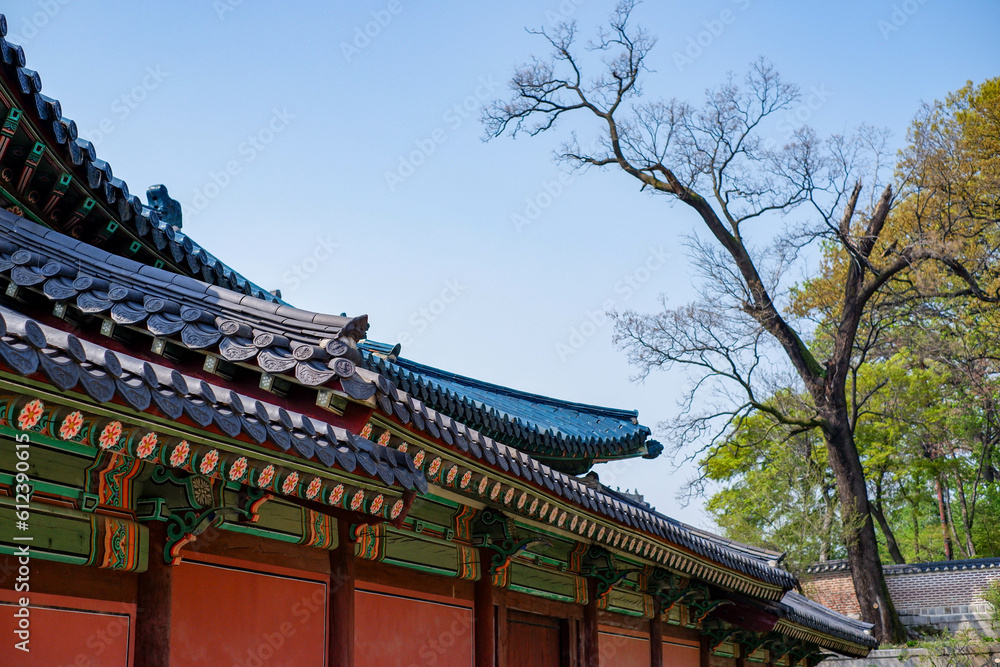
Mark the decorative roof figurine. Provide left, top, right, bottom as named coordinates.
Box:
left=146, top=183, right=182, bottom=229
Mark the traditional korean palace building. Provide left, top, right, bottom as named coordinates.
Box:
left=0, top=15, right=876, bottom=667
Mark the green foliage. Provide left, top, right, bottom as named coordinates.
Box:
left=896, top=631, right=995, bottom=667
left=983, top=578, right=1000, bottom=633
left=702, top=410, right=843, bottom=571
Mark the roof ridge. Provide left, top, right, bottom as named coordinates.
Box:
left=364, top=342, right=641, bottom=420
left=0, top=304, right=424, bottom=493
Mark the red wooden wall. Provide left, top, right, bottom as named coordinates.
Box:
left=662, top=637, right=701, bottom=667
left=169, top=557, right=328, bottom=666
left=0, top=590, right=135, bottom=666
left=599, top=625, right=651, bottom=667
left=355, top=583, right=474, bottom=667
left=508, top=609, right=564, bottom=667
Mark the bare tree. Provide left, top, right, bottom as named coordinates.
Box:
left=484, top=1, right=998, bottom=642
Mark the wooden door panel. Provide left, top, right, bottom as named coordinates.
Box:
left=356, top=588, right=473, bottom=667
left=507, top=610, right=562, bottom=667
left=170, top=560, right=328, bottom=666
left=599, top=630, right=650, bottom=667
left=0, top=590, right=133, bottom=667
left=662, top=639, right=700, bottom=667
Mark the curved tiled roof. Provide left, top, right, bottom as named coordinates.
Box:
left=0, top=208, right=797, bottom=592
left=0, top=306, right=424, bottom=492
left=0, top=209, right=375, bottom=391
left=0, top=16, right=281, bottom=303
left=805, top=556, right=1000, bottom=576
left=364, top=342, right=660, bottom=467
left=775, top=592, right=877, bottom=652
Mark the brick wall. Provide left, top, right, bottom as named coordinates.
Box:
left=801, top=558, right=1000, bottom=617
left=802, top=572, right=861, bottom=617
left=888, top=568, right=999, bottom=610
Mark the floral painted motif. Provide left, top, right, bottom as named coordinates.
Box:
left=477, top=476, right=489, bottom=496
left=490, top=483, right=502, bottom=501
left=229, top=457, right=248, bottom=481
left=412, top=451, right=425, bottom=468
left=369, top=494, right=384, bottom=515
left=538, top=502, right=549, bottom=518
left=281, top=471, right=300, bottom=495
left=17, top=399, right=44, bottom=431
left=98, top=421, right=123, bottom=450
left=258, top=465, right=275, bottom=488
left=445, top=465, right=458, bottom=485
left=579, top=519, right=588, bottom=535
left=377, top=430, right=391, bottom=447
left=199, top=449, right=220, bottom=475
left=390, top=499, right=405, bottom=520
left=59, top=411, right=84, bottom=440
left=306, top=477, right=322, bottom=500
left=350, top=489, right=365, bottom=511
left=597, top=526, right=605, bottom=541
left=588, top=523, right=597, bottom=539
left=170, top=441, right=190, bottom=467
left=328, top=484, right=345, bottom=505
left=460, top=470, right=473, bottom=489
left=427, top=457, right=441, bottom=477
left=528, top=498, right=539, bottom=515
left=503, top=488, right=515, bottom=505
left=191, top=476, right=214, bottom=507
left=517, top=492, right=528, bottom=510
left=136, top=432, right=158, bottom=459
left=360, top=423, right=373, bottom=440
left=548, top=507, right=558, bottom=523
left=570, top=516, right=578, bottom=531
left=396, top=442, right=407, bottom=453
left=557, top=512, right=567, bottom=528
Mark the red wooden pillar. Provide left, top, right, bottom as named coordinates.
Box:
left=583, top=578, right=600, bottom=667
left=700, top=634, right=711, bottom=667
left=736, top=644, right=748, bottom=667
left=474, top=559, right=496, bottom=667
left=329, top=519, right=355, bottom=667
left=136, top=522, right=172, bottom=667
left=649, top=600, right=663, bottom=667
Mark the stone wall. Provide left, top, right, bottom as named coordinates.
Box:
left=801, top=558, right=1000, bottom=636
left=822, top=645, right=1000, bottom=667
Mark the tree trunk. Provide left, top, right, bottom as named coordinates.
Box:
left=942, top=479, right=966, bottom=558
left=821, top=416, right=906, bottom=642
left=908, top=496, right=921, bottom=560
left=873, top=475, right=905, bottom=564
left=954, top=473, right=977, bottom=558
left=936, top=476, right=954, bottom=560
left=872, top=503, right=906, bottom=565
left=820, top=484, right=834, bottom=562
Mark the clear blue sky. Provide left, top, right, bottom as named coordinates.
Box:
left=6, top=0, right=997, bottom=528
